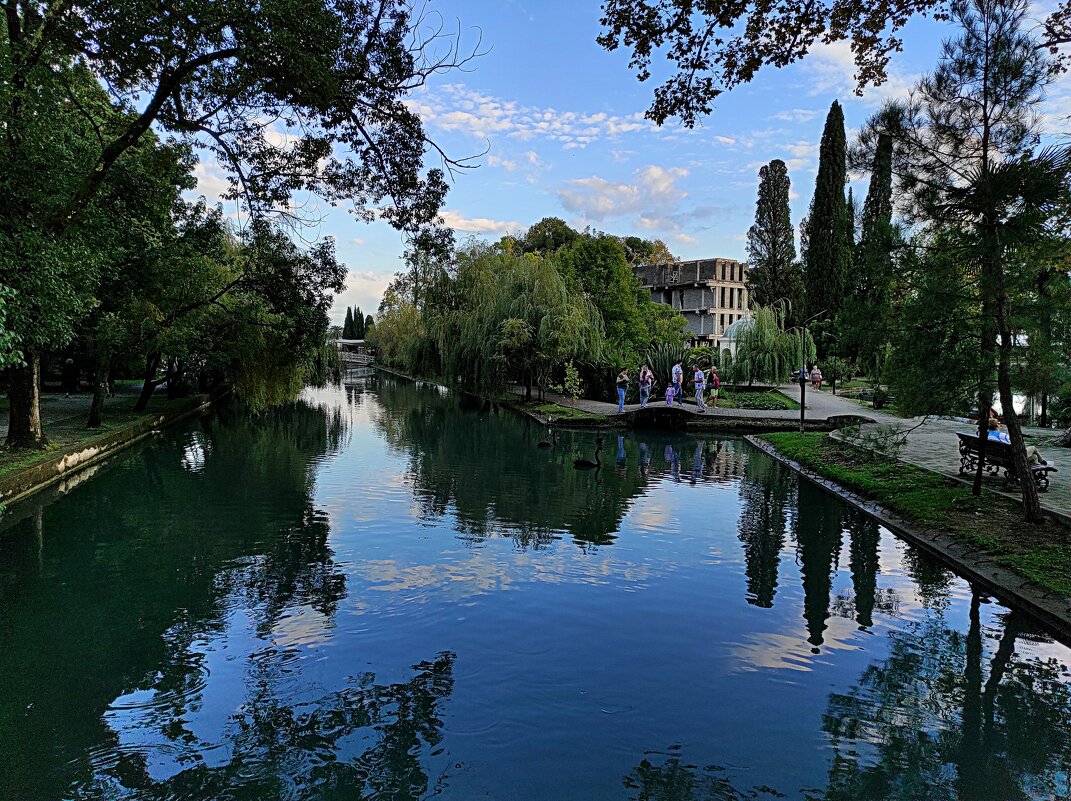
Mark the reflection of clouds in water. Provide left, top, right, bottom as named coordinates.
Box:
left=350, top=551, right=656, bottom=605
left=730, top=615, right=867, bottom=673
left=180, top=432, right=209, bottom=473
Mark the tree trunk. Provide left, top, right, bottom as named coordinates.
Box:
left=6, top=353, right=47, bottom=448
left=133, top=352, right=161, bottom=412
left=997, top=328, right=1044, bottom=523
left=86, top=362, right=109, bottom=428
left=1039, top=390, right=1048, bottom=429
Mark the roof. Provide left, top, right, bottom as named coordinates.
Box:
left=722, top=315, right=752, bottom=340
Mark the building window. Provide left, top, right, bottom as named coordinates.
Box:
left=721, top=286, right=726, bottom=307
left=728, top=287, right=734, bottom=309
left=720, top=313, right=725, bottom=332
left=730, top=263, right=735, bottom=282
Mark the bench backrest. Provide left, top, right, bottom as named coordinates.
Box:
left=956, top=431, right=1014, bottom=459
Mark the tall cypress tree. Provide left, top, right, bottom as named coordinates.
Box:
left=843, top=132, right=895, bottom=372
left=805, top=100, right=852, bottom=348
left=746, top=159, right=803, bottom=323
left=355, top=306, right=364, bottom=338
left=343, top=306, right=354, bottom=339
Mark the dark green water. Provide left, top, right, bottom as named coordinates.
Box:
left=1, top=375, right=1069, bottom=801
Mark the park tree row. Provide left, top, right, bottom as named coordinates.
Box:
left=369, top=220, right=687, bottom=399
left=733, top=0, right=1071, bottom=523
left=2, top=0, right=465, bottom=448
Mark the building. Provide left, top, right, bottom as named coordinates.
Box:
left=633, top=257, right=750, bottom=348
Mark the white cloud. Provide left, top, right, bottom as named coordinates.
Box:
left=192, top=161, right=232, bottom=203
left=407, top=83, right=679, bottom=151
left=713, top=135, right=737, bottom=145
left=351, top=238, right=365, bottom=246
left=556, top=165, right=689, bottom=222
left=487, top=154, right=518, bottom=171
left=332, top=270, right=393, bottom=324
left=803, top=41, right=916, bottom=105
left=440, top=209, right=525, bottom=237
left=772, top=108, right=820, bottom=123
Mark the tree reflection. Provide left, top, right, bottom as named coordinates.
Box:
left=0, top=398, right=349, bottom=801
left=794, top=482, right=844, bottom=650
left=622, top=745, right=784, bottom=800
left=736, top=455, right=792, bottom=608
left=816, top=595, right=1071, bottom=800
left=82, top=652, right=457, bottom=800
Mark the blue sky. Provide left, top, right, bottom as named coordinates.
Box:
left=189, top=1, right=1069, bottom=324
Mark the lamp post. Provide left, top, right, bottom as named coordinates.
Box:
left=797, top=310, right=827, bottom=434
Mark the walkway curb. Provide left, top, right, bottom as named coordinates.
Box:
left=745, top=435, right=1071, bottom=646
left=0, top=389, right=228, bottom=511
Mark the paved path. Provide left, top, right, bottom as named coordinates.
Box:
left=0, top=384, right=146, bottom=438
left=513, top=385, right=884, bottom=422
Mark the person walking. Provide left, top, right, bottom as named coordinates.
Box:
left=708, top=365, right=720, bottom=407
left=671, top=361, right=684, bottom=406
left=810, top=364, right=822, bottom=390
left=639, top=364, right=653, bottom=408
left=693, top=364, right=706, bottom=412
left=615, top=368, right=629, bottom=412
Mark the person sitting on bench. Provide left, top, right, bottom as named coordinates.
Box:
left=988, top=419, right=1048, bottom=465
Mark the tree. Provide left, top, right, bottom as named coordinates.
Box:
left=2, top=0, right=467, bottom=447
left=726, top=304, right=815, bottom=385
left=746, top=159, right=803, bottom=321
left=520, top=217, right=580, bottom=254
left=841, top=132, right=897, bottom=374
left=805, top=101, right=852, bottom=353
left=355, top=306, right=365, bottom=339
left=597, top=0, right=1071, bottom=126
left=868, top=0, right=1068, bottom=521
left=343, top=307, right=355, bottom=339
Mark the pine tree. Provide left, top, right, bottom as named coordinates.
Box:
left=804, top=100, right=852, bottom=349
left=343, top=306, right=354, bottom=339
left=746, top=159, right=804, bottom=322
left=365, top=315, right=375, bottom=338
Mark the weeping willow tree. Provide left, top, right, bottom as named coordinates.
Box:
left=727, top=303, right=815, bottom=385
left=435, top=248, right=606, bottom=398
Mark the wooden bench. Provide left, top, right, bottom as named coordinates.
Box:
left=956, top=432, right=1057, bottom=492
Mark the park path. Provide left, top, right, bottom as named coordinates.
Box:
left=0, top=384, right=144, bottom=438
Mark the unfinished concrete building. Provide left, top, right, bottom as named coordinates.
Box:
left=633, top=258, right=750, bottom=348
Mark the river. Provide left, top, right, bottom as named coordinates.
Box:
left=1, top=374, right=1069, bottom=800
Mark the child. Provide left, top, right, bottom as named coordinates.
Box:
left=665, top=383, right=675, bottom=406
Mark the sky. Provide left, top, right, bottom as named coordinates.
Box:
left=189, top=0, right=1071, bottom=325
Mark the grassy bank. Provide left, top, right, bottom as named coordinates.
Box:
left=0, top=396, right=198, bottom=479
left=762, top=432, right=1071, bottom=597
left=719, top=390, right=800, bottom=411
left=527, top=402, right=607, bottom=422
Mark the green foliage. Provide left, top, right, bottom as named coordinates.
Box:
left=644, top=342, right=688, bottom=387
left=562, top=361, right=582, bottom=405
left=717, top=390, right=798, bottom=410
left=747, top=159, right=803, bottom=318
left=805, top=101, right=853, bottom=348
left=343, top=307, right=355, bottom=339
left=726, top=304, right=814, bottom=385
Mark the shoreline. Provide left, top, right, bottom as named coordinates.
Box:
left=0, top=388, right=229, bottom=512
left=746, top=434, right=1071, bottom=645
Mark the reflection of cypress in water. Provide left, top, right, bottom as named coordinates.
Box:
left=847, top=515, right=881, bottom=628
left=736, top=456, right=792, bottom=608
left=821, top=608, right=1071, bottom=800
left=622, top=743, right=781, bottom=800
left=795, top=481, right=843, bottom=650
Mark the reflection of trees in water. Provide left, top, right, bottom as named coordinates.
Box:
left=622, top=745, right=784, bottom=800
left=815, top=596, right=1071, bottom=800
left=369, top=377, right=654, bottom=547
left=794, top=482, right=844, bottom=650
left=736, top=456, right=793, bottom=608
left=83, top=652, right=457, bottom=800
left=0, top=398, right=351, bottom=801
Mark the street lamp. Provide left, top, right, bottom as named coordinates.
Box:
left=796, top=310, right=827, bottom=434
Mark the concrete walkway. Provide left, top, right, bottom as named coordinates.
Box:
left=513, top=385, right=884, bottom=423
left=776, top=383, right=903, bottom=425
left=0, top=384, right=147, bottom=438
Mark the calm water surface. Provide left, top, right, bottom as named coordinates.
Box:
left=1, top=375, right=1069, bottom=801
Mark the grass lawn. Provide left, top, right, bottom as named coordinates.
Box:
left=529, top=402, right=607, bottom=422
left=718, top=390, right=800, bottom=411
left=762, top=432, right=1071, bottom=597
left=0, top=396, right=193, bottom=480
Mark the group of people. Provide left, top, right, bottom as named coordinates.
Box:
left=614, top=361, right=721, bottom=413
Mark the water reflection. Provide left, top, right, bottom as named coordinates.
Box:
left=0, top=377, right=1069, bottom=801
